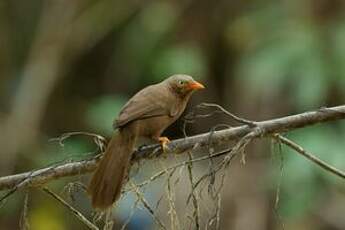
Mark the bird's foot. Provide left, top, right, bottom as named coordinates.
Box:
left=158, top=137, right=171, bottom=154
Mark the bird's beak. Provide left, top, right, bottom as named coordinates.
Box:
left=187, top=81, right=205, bottom=90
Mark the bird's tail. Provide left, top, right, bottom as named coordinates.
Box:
left=88, top=129, right=135, bottom=210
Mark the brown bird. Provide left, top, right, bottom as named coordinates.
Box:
left=88, top=74, right=205, bottom=210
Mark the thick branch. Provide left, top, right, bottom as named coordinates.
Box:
left=0, top=105, right=345, bottom=191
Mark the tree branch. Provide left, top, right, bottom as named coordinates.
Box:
left=0, top=105, right=345, bottom=191
left=275, top=135, right=345, bottom=179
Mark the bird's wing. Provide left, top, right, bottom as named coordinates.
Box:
left=114, top=84, right=176, bottom=129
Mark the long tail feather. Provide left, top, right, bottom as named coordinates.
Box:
left=88, top=129, right=135, bottom=210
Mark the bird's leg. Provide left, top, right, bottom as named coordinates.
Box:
left=158, top=136, right=171, bottom=153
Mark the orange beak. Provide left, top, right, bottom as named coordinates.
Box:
left=187, top=81, right=205, bottom=90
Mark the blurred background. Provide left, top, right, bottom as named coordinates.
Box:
left=0, top=0, right=345, bottom=229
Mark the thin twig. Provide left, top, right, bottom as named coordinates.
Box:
left=275, top=135, right=345, bottom=179
left=215, top=193, right=222, bottom=230
left=187, top=152, right=200, bottom=230
left=222, top=130, right=260, bottom=168
left=129, top=181, right=167, bottom=230
left=42, top=187, right=99, bottom=230
left=271, top=138, right=286, bottom=230
left=19, top=192, right=30, bottom=230
left=161, top=160, right=180, bottom=230
left=271, top=138, right=284, bottom=209
left=50, top=131, right=107, bottom=151
left=103, top=210, right=114, bottom=230
left=197, top=103, right=257, bottom=126
left=129, top=149, right=231, bottom=192
left=120, top=199, right=140, bottom=230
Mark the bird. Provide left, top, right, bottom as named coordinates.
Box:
left=87, top=74, right=205, bottom=210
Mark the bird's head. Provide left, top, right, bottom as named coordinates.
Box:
left=165, top=74, right=205, bottom=97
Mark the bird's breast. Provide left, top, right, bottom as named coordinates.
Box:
left=137, top=115, right=176, bottom=138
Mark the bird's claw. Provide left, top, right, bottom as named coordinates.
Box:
left=158, top=137, right=171, bottom=154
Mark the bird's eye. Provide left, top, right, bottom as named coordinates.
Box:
left=179, top=80, right=184, bottom=85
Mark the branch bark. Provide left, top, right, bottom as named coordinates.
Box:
left=0, top=105, right=345, bottom=191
